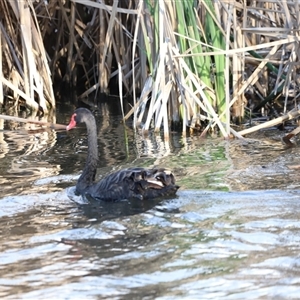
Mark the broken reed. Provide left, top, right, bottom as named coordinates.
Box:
left=1, top=0, right=300, bottom=138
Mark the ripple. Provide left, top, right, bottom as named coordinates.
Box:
left=2, top=189, right=300, bottom=299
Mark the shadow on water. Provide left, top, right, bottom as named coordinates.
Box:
left=74, top=194, right=179, bottom=224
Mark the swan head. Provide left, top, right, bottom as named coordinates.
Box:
left=66, top=108, right=93, bottom=131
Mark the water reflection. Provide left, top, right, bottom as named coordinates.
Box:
left=0, top=128, right=60, bottom=197
left=2, top=108, right=300, bottom=298
left=227, top=135, right=300, bottom=190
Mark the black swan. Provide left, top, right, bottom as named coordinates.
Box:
left=66, top=108, right=179, bottom=201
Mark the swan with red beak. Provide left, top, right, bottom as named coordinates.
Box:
left=66, top=108, right=179, bottom=201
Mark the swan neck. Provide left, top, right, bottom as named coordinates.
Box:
left=77, top=117, right=98, bottom=192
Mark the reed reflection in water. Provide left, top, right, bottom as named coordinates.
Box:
left=1, top=107, right=300, bottom=298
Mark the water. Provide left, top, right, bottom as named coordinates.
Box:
left=1, top=107, right=300, bottom=299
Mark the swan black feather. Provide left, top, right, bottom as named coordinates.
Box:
left=67, top=108, right=179, bottom=201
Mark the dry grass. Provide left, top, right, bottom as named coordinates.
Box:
left=1, top=0, right=300, bottom=137
left=0, top=0, right=55, bottom=112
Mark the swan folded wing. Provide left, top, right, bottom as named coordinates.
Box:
left=97, top=167, right=175, bottom=188
left=88, top=167, right=178, bottom=201
left=91, top=183, right=132, bottom=202
left=88, top=168, right=148, bottom=201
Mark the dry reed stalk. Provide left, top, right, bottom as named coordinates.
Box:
left=0, top=26, right=3, bottom=105
left=67, top=1, right=76, bottom=83
left=224, top=3, right=233, bottom=134
left=0, top=0, right=55, bottom=111
left=238, top=108, right=300, bottom=136
left=132, top=0, right=144, bottom=128
left=231, top=2, right=245, bottom=122
left=59, top=0, right=300, bottom=137
left=218, top=42, right=283, bottom=123
left=0, top=114, right=66, bottom=130
left=3, top=0, right=300, bottom=138
left=60, top=0, right=140, bottom=97
left=282, top=125, right=300, bottom=147
left=98, top=1, right=118, bottom=93
left=172, top=47, right=228, bottom=137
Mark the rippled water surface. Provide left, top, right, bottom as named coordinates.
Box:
left=1, top=106, right=300, bottom=299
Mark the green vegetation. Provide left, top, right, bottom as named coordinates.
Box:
left=1, top=0, right=299, bottom=138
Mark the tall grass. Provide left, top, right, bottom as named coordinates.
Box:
left=0, top=0, right=55, bottom=112
left=1, top=0, right=300, bottom=137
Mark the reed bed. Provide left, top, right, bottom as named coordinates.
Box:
left=1, top=0, right=300, bottom=138
left=0, top=0, right=55, bottom=112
